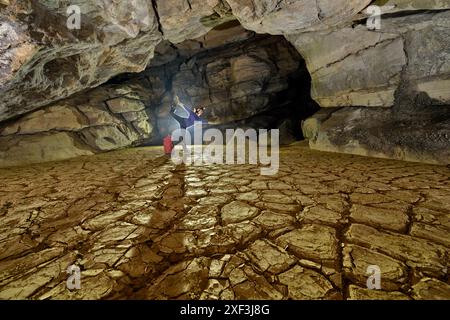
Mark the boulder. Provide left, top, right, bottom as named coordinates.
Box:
left=106, top=98, right=146, bottom=114
left=79, top=125, right=140, bottom=152
left=303, top=107, right=450, bottom=165
left=0, top=105, right=87, bottom=135
left=0, top=81, right=156, bottom=166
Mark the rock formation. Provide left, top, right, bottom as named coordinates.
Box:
left=0, top=23, right=317, bottom=166
left=0, top=1, right=161, bottom=121
left=0, top=75, right=162, bottom=165
left=302, top=106, right=450, bottom=165
left=0, top=0, right=449, bottom=167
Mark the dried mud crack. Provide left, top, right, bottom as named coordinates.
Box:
left=0, top=144, right=449, bottom=300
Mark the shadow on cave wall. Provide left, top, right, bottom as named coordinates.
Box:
left=229, top=58, right=320, bottom=142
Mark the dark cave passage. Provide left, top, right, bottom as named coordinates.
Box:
left=108, top=20, right=320, bottom=145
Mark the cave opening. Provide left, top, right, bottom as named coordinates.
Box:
left=108, top=20, right=319, bottom=146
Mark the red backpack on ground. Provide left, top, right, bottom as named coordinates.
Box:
left=163, top=135, right=174, bottom=155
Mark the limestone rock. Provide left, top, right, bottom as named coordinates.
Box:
left=79, top=125, right=139, bottom=151
left=0, top=1, right=162, bottom=122
left=417, top=79, right=450, bottom=102
left=1, top=1, right=450, bottom=171
left=231, top=55, right=271, bottom=84
left=289, top=11, right=450, bottom=107
left=0, top=4, right=37, bottom=87
left=226, top=0, right=371, bottom=34
left=303, top=107, right=450, bottom=165
left=403, top=12, right=450, bottom=105
left=77, top=105, right=123, bottom=127
left=0, top=132, right=93, bottom=168
left=301, top=109, right=333, bottom=141
left=106, top=98, right=146, bottom=114
left=373, top=0, right=450, bottom=13
left=166, top=35, right=302, bottom=130
left=0, top=105, right=87, bottom=136
left=156, top=0, right=234, bottom=44
left=0, top=81, right=155, bottom=166
left=288, top=27, right=404, bottom=108
left=132, top=119, right=153, bottom=137
left=199, top=21, right=254, bottom=49
left=122, top=110, right=149, bottom=122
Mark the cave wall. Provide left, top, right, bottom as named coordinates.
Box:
left=0, top=28, right=311, bottom=167
left=0, top=0, right=163, bottom=121
left=288, top=10, right=450, bottom=108
left=1, top=0, right=450, bottom=167
left=293, top=9, right=450, bottom=164
left=0, top=0, right=375, bottom=121
left=149, top=31, right=313, bottom=140
left=0, top=79, right=157, bottom=167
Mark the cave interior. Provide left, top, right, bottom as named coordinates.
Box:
left=0, top=1, right=449, bottom=302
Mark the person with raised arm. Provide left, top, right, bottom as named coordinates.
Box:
left=164, top=96, right=208, bottom=152
left=170, top=95, right=208, bottom=130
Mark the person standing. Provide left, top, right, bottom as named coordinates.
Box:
left=170, top=95, right=208, bottom=130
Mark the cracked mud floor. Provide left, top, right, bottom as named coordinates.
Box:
left=0, top=143, right=449, bottom=300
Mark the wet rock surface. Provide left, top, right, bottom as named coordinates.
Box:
left=0, top=143, right=448, bottom=300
